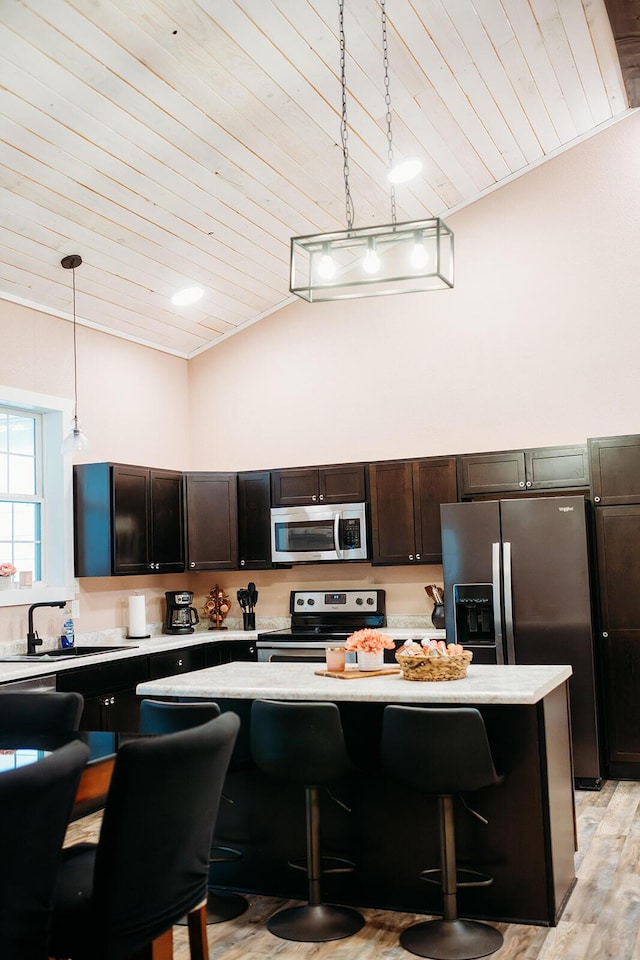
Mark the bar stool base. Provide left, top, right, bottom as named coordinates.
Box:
left=267, top=903, right=364, bottom=942
left=177, top=890, right=249, bottom=926
left=400, top=917, right=503, bottom=960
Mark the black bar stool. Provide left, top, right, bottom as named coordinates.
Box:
left=250, top=699, right=364, bottom=942
left=381, top=706, right=504, bottom=960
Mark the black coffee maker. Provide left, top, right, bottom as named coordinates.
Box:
left=164, top=590, right=199, bottom=635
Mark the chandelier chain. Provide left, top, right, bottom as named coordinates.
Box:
left=339, top=0, right=355, bottom=230
left=380, top=0, right=397, bottom=223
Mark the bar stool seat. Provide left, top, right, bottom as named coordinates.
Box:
left=381, top=706, right=504, bottom=960
left=250, top=699, right=364, bottom=942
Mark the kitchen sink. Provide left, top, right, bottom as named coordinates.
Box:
left=0, top=645, right=138, bottom=663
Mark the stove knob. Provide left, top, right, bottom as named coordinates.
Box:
left=366, top=597, right=375, bottom=605
left=356, top=597, right=363, bottom=605
left=296, top=598, right=304, bottom=606
left=308, top=598, right=315, bottom=606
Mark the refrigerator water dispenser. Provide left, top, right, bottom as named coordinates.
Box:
left=453, top=584, right=495, bottom=644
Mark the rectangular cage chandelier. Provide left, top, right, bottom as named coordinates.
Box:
left=290, top=217, right=454, bottom=302
left=289, top=0, right=454, bottom=305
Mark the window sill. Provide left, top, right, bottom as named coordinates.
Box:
left=0, top=584, right=76, bottom=608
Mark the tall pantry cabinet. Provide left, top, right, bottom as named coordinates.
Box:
left=589, top=435, right=640, bottom=778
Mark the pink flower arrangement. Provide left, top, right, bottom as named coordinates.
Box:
left=0, top=562, right=16, bottom=578
left=344, top=628, right=395, bottom=654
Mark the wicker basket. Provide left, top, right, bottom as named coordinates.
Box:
left=395, top=649, right=473, bottom=681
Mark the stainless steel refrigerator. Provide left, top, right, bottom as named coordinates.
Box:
left=441, top=495, right=602, bottom=788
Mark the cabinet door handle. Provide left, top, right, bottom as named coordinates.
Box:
left=177, top=659, right=183, bottom=667
left=409, top=554, right=414, bottom=561
left=602, top=631, right=608, bottom=638
left=311, top=495, right=317, bottom=502
left=319, top=494, right=324, bottom=501
left=190, top=561, right=196, bottom=569
left=519, top=481, right=525, bottom=488
left=525, top=480, right=532, bottom=487
left=594, top=496, right=601, bottom=503
left=415, top=553, right=421, bottom=560
left=240, top=559, right=245, bottom=566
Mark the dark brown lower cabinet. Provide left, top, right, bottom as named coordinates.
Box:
left=594, top=504, right=640, bottom=776
left=205, top=640, right=257, bottom=666
left=57, top=656, right=149, bottom=733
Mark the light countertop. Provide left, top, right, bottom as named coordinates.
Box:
left=0, top=631, right=258, bottom=685
left=137, top=661, right=573, bottom=705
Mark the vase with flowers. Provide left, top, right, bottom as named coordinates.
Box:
left=345, top=628, right=396, bottom=672
left=0, top=562, right=16, bottom=590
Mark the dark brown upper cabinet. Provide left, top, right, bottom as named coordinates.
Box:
left=74, top=463, right=184, bottom=577
left=237, top=471, right=273, bottom=569
left=458, top=445, right=589, bottom=498
left=589, top=434, right=640, bottom=505
left=184, top=472, right=238, bottom=571
left=369, top=457, right=457, bottom=565
left=271, top=463, right=366, bottom=507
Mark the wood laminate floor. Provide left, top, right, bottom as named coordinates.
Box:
left=65, top=779, right=640, bottom=960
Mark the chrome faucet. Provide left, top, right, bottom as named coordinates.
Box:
left=27, top=601, right=66, bottom=656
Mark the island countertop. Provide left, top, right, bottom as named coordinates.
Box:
left=137, top=661, right=572, bottom=705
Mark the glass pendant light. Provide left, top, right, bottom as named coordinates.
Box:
left=61, top=255, right=90, bottom=455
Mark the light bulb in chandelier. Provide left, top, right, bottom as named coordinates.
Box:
left=362, top=240, right=381, bottom=275
left=410, top=233, right=429, bottom=270
left=317, top=244, right=336, bottom=281
left=62, top=416, right=90, bottom=455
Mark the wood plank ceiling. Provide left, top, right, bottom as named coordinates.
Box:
left=0, top=0, right=632, bottom=358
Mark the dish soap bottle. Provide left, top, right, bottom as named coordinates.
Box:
left=61, top=605, right=75, bottom=649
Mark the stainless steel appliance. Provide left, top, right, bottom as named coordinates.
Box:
left=270, top=502, right=368, bottom=564
left=441, top=496, right=602, bottom=788
left=257, top=589, right=386, bottom=662
left=164, top=590, right=199, bottom=635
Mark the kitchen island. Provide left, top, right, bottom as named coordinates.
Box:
left=138, top=662, right=576, bottom=927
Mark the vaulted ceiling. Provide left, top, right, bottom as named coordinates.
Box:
left=0, top=0, right=635, bottom=358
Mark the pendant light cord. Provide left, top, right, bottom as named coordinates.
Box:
left=71, top=265, right=79, bottom=424
left=61, top=254, right=83, bottom=431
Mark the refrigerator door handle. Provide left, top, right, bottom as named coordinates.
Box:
left=502, top=541, right=516, bottom=663
left=492, top=542, right=504, bottom=664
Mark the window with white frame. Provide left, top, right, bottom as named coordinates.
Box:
left=0, top=385, right=75, bottom=606
left=0, top=407, right=43, bottom=581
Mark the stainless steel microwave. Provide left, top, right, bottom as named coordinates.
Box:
left=270, top=502, right=368, bottom=563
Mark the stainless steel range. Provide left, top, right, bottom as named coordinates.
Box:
left=256, top=589, right=387, bottom=663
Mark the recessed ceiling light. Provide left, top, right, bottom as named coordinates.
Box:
left=171, top=286, right=204, bottom=306
left=388, top=157, right=423, bottom=184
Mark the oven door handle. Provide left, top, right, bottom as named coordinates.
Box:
left=334, top=512, right=343, bottom=559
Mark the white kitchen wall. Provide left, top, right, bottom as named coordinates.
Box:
left=1, top=110, right=639, bottom=639
left=188, top=110, right=640, bottom=470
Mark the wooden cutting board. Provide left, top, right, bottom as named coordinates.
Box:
left=314, top=667, right=402, bottom=679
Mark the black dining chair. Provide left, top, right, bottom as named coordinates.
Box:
left=0, top=691, right=83, bottom=733
left=49, top=710, right=240, bottom=960
left=0, top=738, right=90, bottom=960
left=138, top=697, right=250, bottom=924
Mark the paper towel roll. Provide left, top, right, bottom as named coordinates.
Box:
left=128, top=593, right=148, bottom=639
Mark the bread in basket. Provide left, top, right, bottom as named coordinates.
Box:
left=395, top=639, right=473, bottom=681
